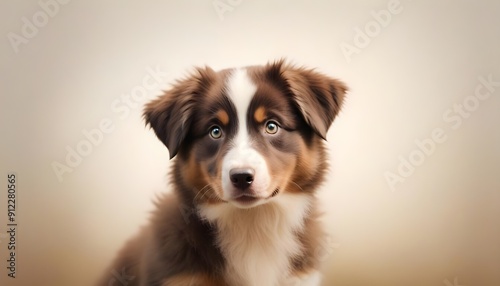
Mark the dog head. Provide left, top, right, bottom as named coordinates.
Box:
left=144, top=60, right=347, bottom=209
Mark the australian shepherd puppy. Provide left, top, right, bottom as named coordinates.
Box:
left=98, top=60, right=347, bottom=286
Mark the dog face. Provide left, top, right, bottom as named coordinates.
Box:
left=144, top=60, right=346, bottom=209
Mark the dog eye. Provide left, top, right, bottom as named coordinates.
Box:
left=265, top=121, right=279, bottom=134
left=209, top=126, right=223, bottom=139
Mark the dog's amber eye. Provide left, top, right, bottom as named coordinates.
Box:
left=265, top=121, right=279, bottom=134
left=209, top=126, right=222, bottom=139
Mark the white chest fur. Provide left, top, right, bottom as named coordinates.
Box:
left=198, top=194, right=312, bottom=286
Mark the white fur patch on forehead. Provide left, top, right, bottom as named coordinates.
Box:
left=225, top=68, right=257, bottom=139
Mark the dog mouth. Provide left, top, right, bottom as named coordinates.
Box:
left=232, top=188, right=280, bottom=206
left=234, top=194, right=260, bottom=204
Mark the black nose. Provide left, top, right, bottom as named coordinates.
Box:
left=229, top=168, right=255, bottom=190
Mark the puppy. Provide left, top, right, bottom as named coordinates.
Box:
left=98, top=60, right=347, bottom=286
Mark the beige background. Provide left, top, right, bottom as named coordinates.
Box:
left=1, top=0, right=499, bottom=285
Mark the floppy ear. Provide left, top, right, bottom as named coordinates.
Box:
left=267, top=60, right=348, bottom=139
left=143, top=67, right=215, bottom=159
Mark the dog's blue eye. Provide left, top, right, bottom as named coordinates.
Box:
left=210, top=126, right=222, bottom=139
left=265, top=121, right=279, bottom=134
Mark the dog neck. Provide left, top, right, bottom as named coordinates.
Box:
left=198, top=193, right=312, bottom=286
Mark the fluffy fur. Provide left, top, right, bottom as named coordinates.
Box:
left=97, top=59, right=347, bottom=286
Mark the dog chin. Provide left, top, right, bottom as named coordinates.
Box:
left=227, top=188, right=280, bottom=209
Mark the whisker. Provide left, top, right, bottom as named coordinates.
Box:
left=206, top=184, right=227, bottom=203
left=193, top=184, right=227, bottom=203
left=288, top=180, right=305, bottom=193
left=193, top=184, right=211, bottom=202
left=270, top=175, right=305, bottom=193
